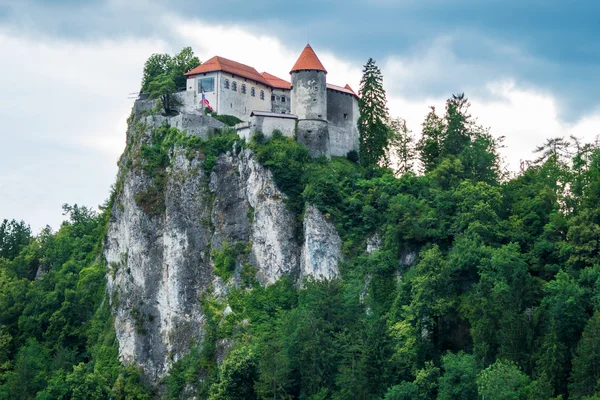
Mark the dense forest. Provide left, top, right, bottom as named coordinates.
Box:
left=2, top=54, right=600, bottom=399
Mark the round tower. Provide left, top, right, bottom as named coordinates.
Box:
left=290, top=44, right=330, bottom=157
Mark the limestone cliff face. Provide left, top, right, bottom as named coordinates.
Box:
left=103, top=122, right=342, bottom=382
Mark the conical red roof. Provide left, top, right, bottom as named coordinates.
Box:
left=290, top=44, right=327, bottom=74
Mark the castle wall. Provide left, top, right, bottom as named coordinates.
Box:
left=216, top=72, right=271, bottom=121
left=291, top=70, right=327, bottom=120
left=270, top=88, right=292, bottom=114
left=254, top=115, right=296, bottom=137
left=327, top=89, right=360, bottom=156
left=186, top=71, right=218, bottom=113
left=297, top=119, right=330, bottom=158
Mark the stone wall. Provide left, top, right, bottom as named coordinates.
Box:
left=327, top=89, right=360, bottom=156
left=270, top=88, right=292, bottom=114
left=254, top=115, right=296, bottom=137
left=297, top=119, right=330, bottom=158
left=291, top=70, right=327, bottom=120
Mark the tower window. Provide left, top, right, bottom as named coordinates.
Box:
left=271, top=95, right=275, bottom=101
left=241, top=84, right=247, bottom=94
left=343, top=113, right=348, bottom=120
left=232, top=81, right=237, bottom=91
left=281, top=96, right=286, bottom=103
left=251, top=87, right=256, bottom=97
left=260, top=90, right=265, bottom=100
left=224, top=79, right=230, bottom=89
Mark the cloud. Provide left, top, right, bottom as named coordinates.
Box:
left=0, top=30, right=166, bottom=232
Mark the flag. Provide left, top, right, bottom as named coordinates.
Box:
left=201, top=93, right=213, bottom=112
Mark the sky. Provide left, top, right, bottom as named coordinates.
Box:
left=1, top=0, right=599, bottom=232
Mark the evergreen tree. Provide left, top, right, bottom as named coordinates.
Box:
left=388, top=117, right=415, bottom=175
left=569, top=312, right=600, bottom=399
left=358, top=58, right=390, bottom=167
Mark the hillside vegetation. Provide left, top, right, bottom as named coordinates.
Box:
left=2, top=90, right=600, bottom=399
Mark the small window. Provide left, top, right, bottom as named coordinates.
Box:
left=260, top=90, right=265, bottom=100
left=343, top=113, right=348, bottom=120
left=271, top=95, right=275, bottom=101
left=241, top=84, right=246, bottom=94
left=251, top=87, right=256, bottom=97
left=281, top=96, right=286, bottom=103
left=232, top=81, right=237, bottom=91
left=224, top=79, right=230, bottom=89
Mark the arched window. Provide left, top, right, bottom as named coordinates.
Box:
left=224, top=79, right=230, bottom=89
left=241, top=84, right=246, bottom=94
left=251, top=87, right=256, bottom=97
left=260, top=90, right=265, bottom=100
left=232, top=81, right=237, bottom=91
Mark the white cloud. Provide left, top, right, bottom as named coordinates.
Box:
left=0, top=30, right=166, bottom=232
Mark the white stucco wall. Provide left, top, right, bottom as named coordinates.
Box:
left=186, top=71, right=219, bottom=113
left=217, top=72, right=271, bottom=121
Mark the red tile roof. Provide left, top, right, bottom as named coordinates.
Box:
left=290, top=44, right=327, bottom=74
left=261, top=72, right=291, bottom=90
left=327, top=83, right=359, bottom=98
left=185, top=56, right=269, bottom=86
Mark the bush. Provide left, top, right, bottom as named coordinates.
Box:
left=346, top=150, right=359, bottom=163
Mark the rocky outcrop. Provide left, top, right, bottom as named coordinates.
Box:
left=103, top=122, right=343, bottom=382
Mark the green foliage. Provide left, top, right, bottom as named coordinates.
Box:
left=209, top=346, right=258, bottom=400
left=210, top=113, right=243, bottom=127
left=477, top=359, right=531, bottom=400
left=438, top=351, right=478, bottom=400
left=142, top=47, right=200, bottom=114
left=569, top=312, right=600, bottom=399
left=358, top=58, right=390, bottom=167
left=212, top=241, right=247, bottom=282
left=8, top=92, right=600, bottom=399
left=134, top=122, right=239, bottom=215
left=0, top=203, right=152, bottom=399
left=0, top=219, right=31, bottom=260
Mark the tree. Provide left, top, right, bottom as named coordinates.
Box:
left=569, top=312, right=600, bottom=399
left=358, top=58, right=390, bottom=167
left=417, top=107, right=444, bottom=172
left=477, top=359, right=531, bottom=400
left=438, top=352, right=478, bottom=400
left=209, top=346, right=258, bottom=400
left=388, top=117, right=415, bottom=175
left=0, top=219, right=31, bottom=260
left=141, top=47, right=200, bottom=114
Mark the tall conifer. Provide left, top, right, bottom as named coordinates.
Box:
left=358, top=58, right=390, bottom=167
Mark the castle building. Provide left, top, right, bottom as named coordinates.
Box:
left=184, top=44, right=359, bottom=157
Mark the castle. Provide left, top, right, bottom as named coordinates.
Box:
left=183, top=44, right=360, bottom=157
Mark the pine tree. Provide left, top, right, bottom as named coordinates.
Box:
left=569, top=312, right=600, bottom=399
left=388, top=117, right=415, bottom=175
left=358, top=58, right=390, bottom=167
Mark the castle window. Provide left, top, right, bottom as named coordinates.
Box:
left=343, top=113, right=348, bottom=120
left=198, top=77, right=214, bottom=93
left=241, top=84, right=247, bottom=94
left=232, top=81, right=237, bottom=91
left=281, top=96, right=286, bottom=103
left=224, top=79, right=230, bottom=89
left=251, top=87, right=256, bottom=97
left=271, top=95, right=275, bottom=101
left=260, top=90, right=265, bottom=100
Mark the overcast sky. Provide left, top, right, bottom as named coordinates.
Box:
left=1, top=0, right=599, bottom=232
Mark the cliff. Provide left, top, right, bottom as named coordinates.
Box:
left=103, top=114, right=343, bottom=382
